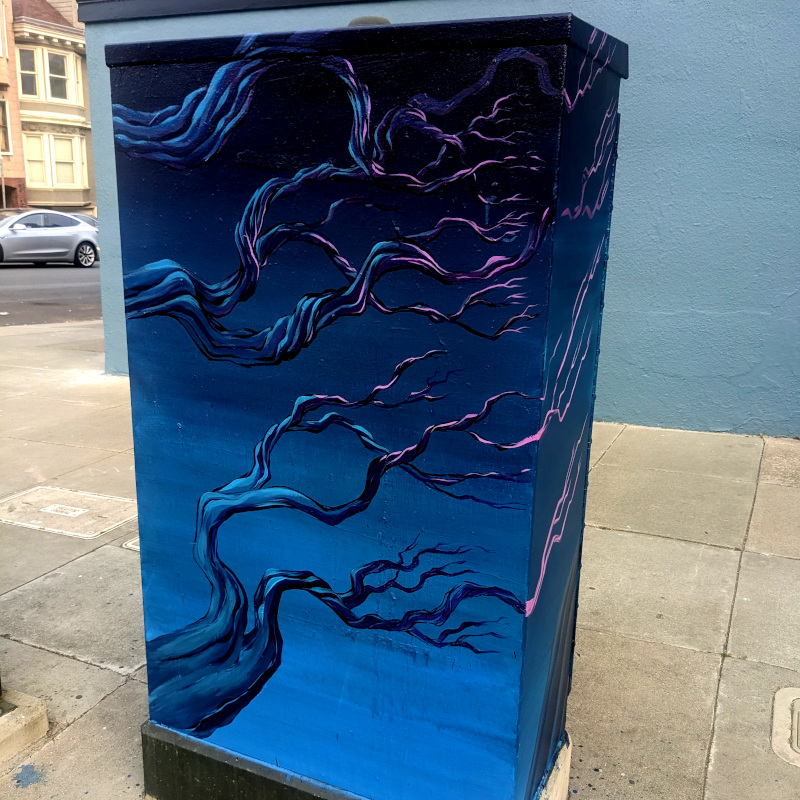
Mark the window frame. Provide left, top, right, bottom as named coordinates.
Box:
left=23, top=133, right=49, bottom=187
left=23, top=133, right=87, bottom=189
left=52, top=135, right=80, bottom=187
left=74, top=54, right=84, bottom=106
left=1, top=6, right=7, bottom=61
left=47, top=51, right=70, bottom=102
left=18, top=47, right=40, bottom=100
left=18, top=212, right=46, bottom=229
left=17, top=46, right=83, bottom=106
left=80, top=136, right=88, bottom=186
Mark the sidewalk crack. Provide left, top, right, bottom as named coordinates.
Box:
left=700, top=435, right=766, bottom=799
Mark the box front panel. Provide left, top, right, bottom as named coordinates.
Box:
left=111, top=28, right=563, bottom=800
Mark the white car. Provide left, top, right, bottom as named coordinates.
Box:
left=0, top=208, right=99, bottom=267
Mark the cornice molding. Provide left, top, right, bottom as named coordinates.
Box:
left=14, top=17, right=86, bottom=47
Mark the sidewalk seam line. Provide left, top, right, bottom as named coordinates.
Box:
left=700, top=435, right=766, bottom=799
left=592, top=462, right=760, bottom=483
left=589, top=423, right=626, bottom=471
left=0, top=537, right=139, bottom=600
left=575, top=624, right=724, bottom=657
left=586, top=524, right=800, bottom=562
left=0, top=632, right=143, bottom=676
left=583, top=524, right=745, bottom=553
left=575, top=625, right=799, bottom=673
left=4, top=434, right=130, bottom=454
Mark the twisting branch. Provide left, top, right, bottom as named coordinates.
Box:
left=113, top=38, right=602, bottom=745
left=147, top=354, right=531, bottom=736
left=118, top=46, right=555, bottom=367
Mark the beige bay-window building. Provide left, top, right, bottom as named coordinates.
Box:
left=13, top=0, right=94, bottom=213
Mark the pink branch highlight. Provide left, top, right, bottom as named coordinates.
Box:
left=561, top=98, right=619, bottom=221
left=563, top=29, right=616, bottom=113
left=525, top=414, right=589, bottom=616
left=469, top=235, right=607, bottom=450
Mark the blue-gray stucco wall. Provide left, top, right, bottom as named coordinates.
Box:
left=87, top=0, right=800, bottom=436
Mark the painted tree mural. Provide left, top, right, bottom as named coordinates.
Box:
left=111, top=21, right=623, bottom=798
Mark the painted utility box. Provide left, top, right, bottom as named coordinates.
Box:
left=107, top=14, right=627, bottom=800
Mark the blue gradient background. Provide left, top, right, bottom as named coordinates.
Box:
left=114, top=40, right=563, bottom=799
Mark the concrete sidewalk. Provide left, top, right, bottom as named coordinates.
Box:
left=0, top=320, right=798, bottom=799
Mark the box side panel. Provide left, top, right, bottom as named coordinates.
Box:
left=110, top=31, right=566, bottom=800
left=517, top=36, right=623, bottom=800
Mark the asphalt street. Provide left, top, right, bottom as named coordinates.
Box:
left=0, top=263, right=101, bottom=326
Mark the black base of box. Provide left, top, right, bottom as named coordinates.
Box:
left=142, top=721, right=367, bottom=800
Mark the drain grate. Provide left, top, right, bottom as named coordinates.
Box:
left=772, top=688, right=800, bottom=767
left=0, top=486, right=137, bottom=539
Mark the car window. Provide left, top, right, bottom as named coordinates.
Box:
left=19, top=214, right=45, bottom=228
left=46, top=213, right=79, bottom=228
left=71, top=213, right=98, bottom=227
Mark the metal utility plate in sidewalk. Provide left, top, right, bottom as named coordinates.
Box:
left=0, top=486, right=137, bottom=539
left=773, top=688, right=800, bottom=767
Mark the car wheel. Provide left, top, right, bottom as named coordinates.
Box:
left=75, top=242, right=97, bottom=267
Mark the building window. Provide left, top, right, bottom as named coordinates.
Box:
left=0, top=102, right=10, bottom=153
left=23, top=135, right=47, bottom=185
left=53, top=137, right=76, bottom=185
left=17, top=47, right=83, bottom=105
left=23, top=133, right=86, bottom=188
left=48, top=52, right=69, bottom=100
left=19, top=48, right=38, bottom=97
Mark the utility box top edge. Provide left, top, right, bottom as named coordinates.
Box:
left=104, top=13, right=628, bottom=78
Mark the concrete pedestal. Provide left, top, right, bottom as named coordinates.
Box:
left=0, top=688, right=48, bottom=765
left=143, top=722, right=572, bottom=800
left=142, top=722, right=365, bottom=800
left=537, top=737, right=572, bottom=800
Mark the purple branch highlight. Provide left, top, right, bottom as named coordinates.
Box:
left=563, top=29, right=616, bottom=113
left=561, top=98, right=619, bottom=221
left=525, top=414, right=589, bottom=616
left=469, top=235, right=606, bottom=451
